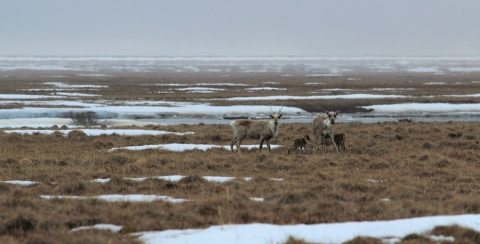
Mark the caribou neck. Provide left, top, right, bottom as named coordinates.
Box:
left=269, top=120, right=279, bottom=136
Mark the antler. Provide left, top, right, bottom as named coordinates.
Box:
left=270, top=105, right=284, bottom=114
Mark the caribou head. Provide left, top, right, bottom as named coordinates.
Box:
left=270, top=106, right=284, bottom=126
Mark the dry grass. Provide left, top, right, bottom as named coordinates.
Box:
left=2, top=121, right=480, bottom=242
left=2, top=70, right=480, bottom=243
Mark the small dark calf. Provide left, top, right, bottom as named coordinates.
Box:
left=324, top=133, right=347, bottom=153
left=287, top=135, right=311, bottom=154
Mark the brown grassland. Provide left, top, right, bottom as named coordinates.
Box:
left=1, top=70, right=480, bottom=243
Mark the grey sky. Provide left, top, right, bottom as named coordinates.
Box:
left=1, top=1, right=479, bottom=56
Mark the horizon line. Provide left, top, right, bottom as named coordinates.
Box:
left=2, top=54, right=480, bottom=58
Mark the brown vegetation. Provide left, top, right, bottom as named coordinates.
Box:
left=2, top=121, right=480, bottom=242
left=2, top=71, right=480, bottom=242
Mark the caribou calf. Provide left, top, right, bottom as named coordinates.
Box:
left=230, top=106, right=283, bottom=153
left=287, top=135, right=310, bottom=155
left=312, top=110, right=340, bottom=153
left=324, top=133, right=347, bottom=153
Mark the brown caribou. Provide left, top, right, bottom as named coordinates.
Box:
left=230, top=106, right=283, bottom=153
left=287, top=134, right=311, bottom=155
left=324, top=133, right=347, bottom=153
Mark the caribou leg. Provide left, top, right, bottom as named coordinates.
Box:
left=230, top=136, right=237, bottom=152
left=259, top=137, right=265, bottom=151
left=330, top=133, right=339, bottom=153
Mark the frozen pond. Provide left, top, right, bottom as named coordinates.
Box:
left=137, top=112, right=480, bottom=125
left=2, top=102, right=480, bottom=127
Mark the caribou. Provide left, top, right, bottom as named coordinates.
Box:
left=230, top=106, right=283, bottom=153
left=312, top=110, right=340, bottom=153
left=287, top=134, right=311, bottom=155
left=324, top=133, right=347, bottom=153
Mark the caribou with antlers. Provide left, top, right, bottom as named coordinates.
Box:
left=230, top=106, right=283, bottom=153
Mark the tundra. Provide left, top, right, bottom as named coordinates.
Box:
left=312, top=110, right=339, bottom=153
left=287, top=134, right=311, bottom=155
left=230, top=106, right=283, bottom=153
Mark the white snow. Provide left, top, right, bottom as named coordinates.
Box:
left=371, top=88, right=415, bottom=91
left=0, top=118, right=75, bottom=128
left=149, top=83, right=248, bottom=87
left=3, top=129, right=194, bottom=136
left=223, top=94, right=407, bottom=101
left=449, top=67, right=480, bottom=72
left=135, top=214, right=480, bottom=244
left=0, top=100, right=99, bottom=107
left=245, top=87, right=287, bottom=91
left=54, top=92, right=100, bottom=97
left=0, top=180, right=39, bottom=186
left=176, top=87, right=225, bottom=92
left=72, top=104, right=303, bottom=116
left=363, top=103, right=480, bottom=113
left=43, top=82, right=108, bottom=88
left=40, top=194, right=190, bottom=203
left=306, top=73, right=342, bottom=77
left=0, top=94, right=59, bottom=99
left=107, top=143, right=282, bottom=152
left=445, top=94, right=480, bottom=97
left=250, top=197, right=264, bottom=202
left=76, top=74, right=109, bottom=77
left=408, top=67, right=440, bottom=72
left=424, top=82, right=446, bottom=85
left=71, top=224, right=122, bottom=232
left=92, top=176, right=277, bottom=183
left=322, top=88, right=351, bottom=91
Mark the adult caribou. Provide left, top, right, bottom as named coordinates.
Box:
left=313, top=110, right=340, bottom=153
left=230, top=106, right=283, bottom=153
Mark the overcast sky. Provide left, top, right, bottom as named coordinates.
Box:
left=1, top=1, right=479, bottom=56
